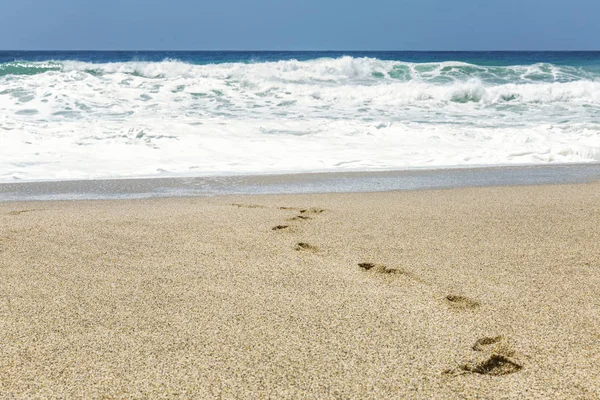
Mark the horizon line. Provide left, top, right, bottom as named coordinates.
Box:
left=2, top=49, right=600, bottom=52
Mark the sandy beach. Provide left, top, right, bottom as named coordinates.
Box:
left=1, top=182, right=599, bottom=398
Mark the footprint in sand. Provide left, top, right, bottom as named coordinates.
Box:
left=8, top=209, right=36, bottom=216
left=459, top=354, right=522, bottom=376
left=299, top=207, right=326, bottom=215
left=285, top=207, right=327, bottom=221
left=287, top=215, right=311, bottom=221
left=357, top=262, right=432, bottom=285
left=231, top=203, right=267, bottom=209
left=445, top=336, right=522, bottom=376
left=272, top=206, right=326, bottom=229
left=358, top=262, right=402, bottom=274
left=295, top=242, right=319, bottom=252
left=472, top=336, right=504, bottom=351
left=445, top=295, right=480, bottom=310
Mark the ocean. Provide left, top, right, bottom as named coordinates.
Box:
left=1, top=51, right=600, bottom=182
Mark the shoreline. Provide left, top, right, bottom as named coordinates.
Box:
left=2, top=162, right=600, bottom=202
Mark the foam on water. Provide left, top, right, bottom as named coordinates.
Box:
left=1, top=56, right=600, bottom=182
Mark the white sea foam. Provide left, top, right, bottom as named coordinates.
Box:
left=1, top=57, right=599, bottom=182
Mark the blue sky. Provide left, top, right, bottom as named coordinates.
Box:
left=1, top=0, right=599, bottom=50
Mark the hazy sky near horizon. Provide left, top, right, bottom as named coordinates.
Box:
left=1, top=0, right=598, bottom=50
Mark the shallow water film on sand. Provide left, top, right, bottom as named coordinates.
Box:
left=1, top=51, right=600, bottom=182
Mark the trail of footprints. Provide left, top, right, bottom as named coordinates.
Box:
left=259, top=206, right=326, bottom=234
left=271, top=207, right=325, bottom=252
left=358, top=259, right=522, bottom=376
left=233, top=202, right=523, bottom=377
left=231, top=203, right=326, bottom=249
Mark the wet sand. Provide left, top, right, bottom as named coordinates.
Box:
left=1, top=182, right=599, bottom=398
left=3, top=162, right=600, bottom=202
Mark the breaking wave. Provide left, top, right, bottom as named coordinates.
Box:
left=1, top=56, right=599, bottom=181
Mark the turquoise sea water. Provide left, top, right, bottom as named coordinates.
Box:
left=1, top=51, right=599, bottom=182
left=3, top=51, right=600, bottom=71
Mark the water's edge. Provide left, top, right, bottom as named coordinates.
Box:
left=2, top=163, right=599, bottom=202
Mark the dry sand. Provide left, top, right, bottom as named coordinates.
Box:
left=1, top=182, right=599, bottom=398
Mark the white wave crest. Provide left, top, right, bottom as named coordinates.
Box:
left=47, top=56, right=594, bottom=83
left=1, top=57, right=599, bottom=182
